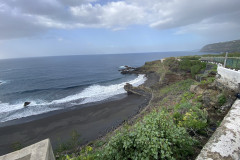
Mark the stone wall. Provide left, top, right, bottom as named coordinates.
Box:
left=196, top=100, right=240, bottom=160
left=0, top=139, right=55, bottom=160
left=216, top=66, right=240, bottom=91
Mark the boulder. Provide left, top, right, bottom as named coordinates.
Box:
left=190, top=85, right=204, bottom=95
left=124, top=83, right=150, bottom=97
left=124, top=83, right=134, bottom=95
left=237, top=93, right=240, bottom=99
left=202, top=89, right=219, bottom=107
left=24, top=102, right=31, bottom=107
left=220, top=99, right=235, bottom=112
left=119, top=66, right=136, bottom=74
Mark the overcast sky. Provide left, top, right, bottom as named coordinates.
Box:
left=0, top=0, right=240, bottom=59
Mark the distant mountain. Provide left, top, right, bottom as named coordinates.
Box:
left=200, top=40, right=240, bottom=53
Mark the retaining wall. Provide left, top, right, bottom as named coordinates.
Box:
left=196, top=100, right=240, bottom=160
left=216, top=66, right=240, bottom=91
left=0, top=139, right=55, bottom=160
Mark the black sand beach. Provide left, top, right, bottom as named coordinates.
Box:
left=0, top=94, right=149, bottom=155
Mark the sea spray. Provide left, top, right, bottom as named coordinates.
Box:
left=0, top=75, right=147, bottom=122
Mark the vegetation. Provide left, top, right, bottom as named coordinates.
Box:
left=179, top=58, right=206, bottom=77
left=62, top=79, right=208, bottom=160
left=200, top=39, right=240, bottom=53
left=101, top=111, right=195, bottom=160
left=201, top=52, right=240, bottom=57
left=141, top=60, right=165, bottom=74
left=179, top=56, right=201, bottom=60
left=55, top=130, right=82, bottom=157
left=218, top=94, right=226, bottom=106
left=58, top=56, right=231, bottom=160
left=11, top=142, right=22, bottom=151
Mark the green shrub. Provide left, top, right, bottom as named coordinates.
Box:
left=101, top=111, right=196, bottom=160
left=218, top=94, right=226, bottom=106
left=180, top=59, right=192, bottom=71
left=55, top=130, right=82, bottom=154
left=178, top=109, right=208, bottom=133
left=181, top=92, right=195, bottom=103
left=180, top=56, right=201, bottom=61
left=191, top=65, right=201, bottom=77
left=179, top=59, right=206, bottom=75
left=173, top=102, right=208, bottom=134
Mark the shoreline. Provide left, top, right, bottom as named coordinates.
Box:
left=0, top=94, right=149, bottom=155
left=0, top=72, right=159, bottom=156
left=0, top=93, right=128, bottom=127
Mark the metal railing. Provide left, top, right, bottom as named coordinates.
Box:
left=200, top=57, right=240, bottom=69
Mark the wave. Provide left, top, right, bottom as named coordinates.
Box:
left=0, top=74, right=147, bottom=122
left=119, top=65, right=127, bottom=69
left=0, top=80, right=7, bottom=86
left=50, top=74, right=146, bottom=105
left=7, top=77, right=125, bottom=95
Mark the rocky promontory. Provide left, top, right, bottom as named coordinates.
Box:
left=124, top=83, right=151, bottom=98
left=200, top=39, right=240, bottom=53
left=118, top=65, right=137, bottom=74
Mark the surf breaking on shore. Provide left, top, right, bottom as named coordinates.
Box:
left=0, top=74, right=147, bottom=123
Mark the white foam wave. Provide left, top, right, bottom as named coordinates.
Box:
left=51, top=74, right=146, bottom=105
left=0, top=74, right=147, bottom=122
left=119, top=65, right=127, bottom=69
left=0, top=80, right=7, bottom=86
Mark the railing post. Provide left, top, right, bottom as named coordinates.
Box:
left=224, top=52, right=228, bottom=68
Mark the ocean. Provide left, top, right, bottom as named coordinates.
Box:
left=0, top=52, right=205, bottom=123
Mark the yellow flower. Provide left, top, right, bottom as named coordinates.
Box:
left=87, top=146, right=93, bottom=152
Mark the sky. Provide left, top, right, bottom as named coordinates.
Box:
left=0, top=0, right=240, bottom=59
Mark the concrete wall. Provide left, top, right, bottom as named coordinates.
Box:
left=0, top=139, right=55, bottom=160
left=196, top=100, right=240, bottom=160
left=216, top=66, right=240, bottom=91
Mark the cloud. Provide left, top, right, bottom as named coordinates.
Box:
left=0, top=3, right=47, bottom=39
left=70, top=1, right=145, bottom=28
left=0, top=0, right=239, bottom=40
left=148, top=0, right=240, bottom=29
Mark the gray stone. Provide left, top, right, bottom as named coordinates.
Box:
left=0, top=139, right=55, bottom=160
left=196, top=100, right=240, bottom=160
left=190, top=85, right=204, bottom=95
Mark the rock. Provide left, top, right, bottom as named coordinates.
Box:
left=190, top=85, right=197, bottom=93
left=220, top=99, right=235, bottom=112
left=119, top=66, right=136, bottom=74
left=209, top=70, right=217, bottom=76
left=202, top=89, right=219, bottom=107
left=190, top=85, right=204, bottom=95
left=124, top=83, right=150, bottom=97
left=124, top=83, right=134, bottom=95
left=237, top=93, right=240, bottom=99
left=24, top=102, right=31, bottom=107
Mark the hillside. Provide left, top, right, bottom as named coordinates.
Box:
left=200, top=40, right=240, bottom=53
left=56, top=56, right=237, bottom=160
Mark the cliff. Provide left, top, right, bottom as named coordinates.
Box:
left=200, top=39, right=240, bottom=53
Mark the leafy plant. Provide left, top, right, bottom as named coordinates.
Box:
left=178, top=109, right=208, bottom=134
left=55, top=130, right=82, bottom=155
left=101, top=111, right=196, bottom=160
left=218, top=94, right=226, bottom=106
left=191, top=65, right=201, bottom=77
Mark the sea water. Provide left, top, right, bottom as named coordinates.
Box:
left=0, top=52, right=206, bottom=122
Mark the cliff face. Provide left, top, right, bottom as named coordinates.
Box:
left=200, top=40, right=240, bottom=53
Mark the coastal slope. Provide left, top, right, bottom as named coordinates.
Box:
left=200, top=39, right=240, bottom=53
